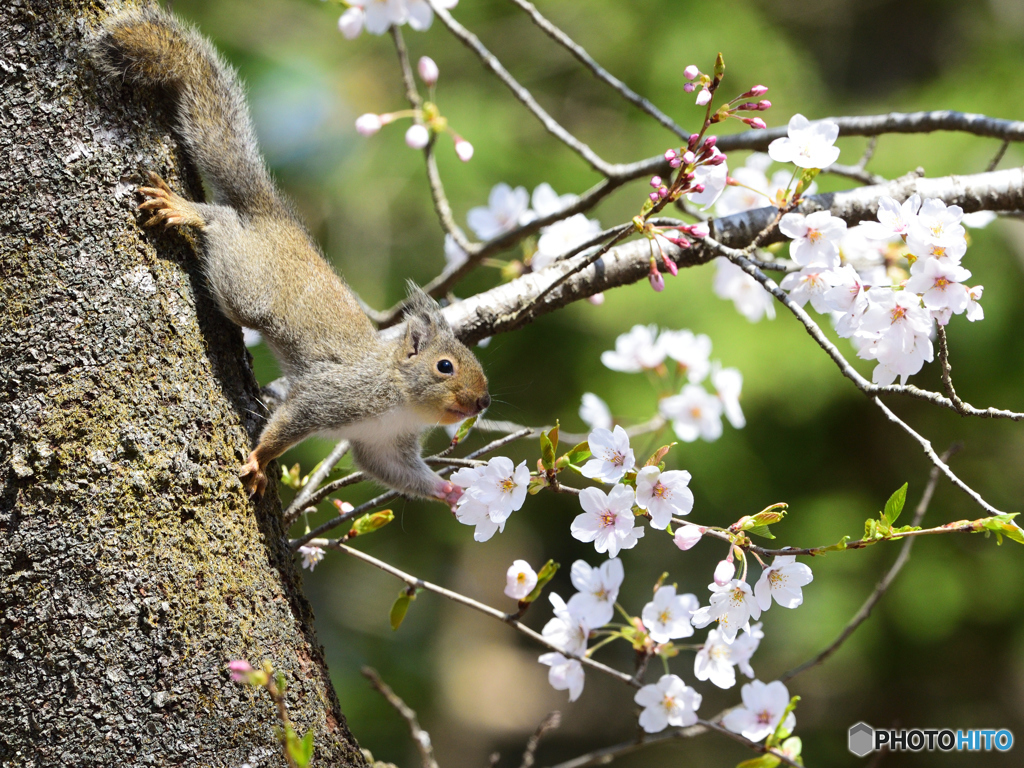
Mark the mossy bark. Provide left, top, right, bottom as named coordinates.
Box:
left=0, top=2, right=365, bottom=766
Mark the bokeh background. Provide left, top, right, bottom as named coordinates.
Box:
left=169, top=0, right=1024, bottom=764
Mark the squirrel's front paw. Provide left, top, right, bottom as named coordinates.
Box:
left=434, top=481, right=464, bottom=510
left=239, top=452, right=268, bottom=498
left=138, top=171, right=206, bottom=230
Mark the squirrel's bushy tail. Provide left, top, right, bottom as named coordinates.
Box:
left=95, top=8, right=277, bottom=215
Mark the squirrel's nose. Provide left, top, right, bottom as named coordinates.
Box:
left=477, top=393, right=491, bottom=411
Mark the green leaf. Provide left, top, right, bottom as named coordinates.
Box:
left=561, top=440, right=591, bottom=468
left=793, top=168, right=820, bottom=198
left=781, top=736, right=802, bottom=759
left=390, top=591, right=416, bottom=631
left=527, top=476, right=548, bottom=495
left=981, top=514, right=1024, bottom=545
left=523, top=560, right=560, bottom=604
left=736, top=757, right=780, bottom=768
left=540, top=423, right=559, bottom=470
left=746, top=524, right=776, bottom=540
left=819, top=535, right=849, bottom=553
left=281, top=463, right=303, bottom=490
left=883, top=482, right=908, bottom=526
left=349, top=509, right=394, bottom=537
left=450, top=415, right=478, bottom=447
left=644, top=443, right=676, bottom=467
left=286, top=728, right=315, bottom=768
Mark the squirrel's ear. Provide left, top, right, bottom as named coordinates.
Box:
left=402, top=282, right=449, bottom=357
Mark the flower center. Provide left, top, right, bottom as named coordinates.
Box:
left=932, top=245, right=946, bottom=258
left=517, top=572, right=527, bottom=584
left=653, top=482, right=668, bottom=499
left=757, top=708, right=774, bottom=725
left=768, top=570, right=785, bottom=587
left=808, top=229, right=822, bottom=243
left=934, top=277, right=949, bottom=289
left=661, top=694, right=677, bottom=713
left=600, top=512, right=616, bottom=528
left=658, top=609, right=672, bottom=624
left=690, top=406, right=703, bottom=419
left=608, top=450, right=626, bottom=467
left=500, top=477, right=516, bottom=493
left=889, top=305, right=907, bottom=324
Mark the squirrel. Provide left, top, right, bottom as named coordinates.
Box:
left=93, top=8, right=490, bottom=505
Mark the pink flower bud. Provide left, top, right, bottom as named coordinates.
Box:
left=691, top=182, right=705, bottom=194
left=667, top=235, right=690, bottom=250
left=664, top=149, right=678, bottom=163
left=673, top=525, right=703, bottom=551
left=683, top=83, right=695, bottom=94
left=713, top=559, right=735, bottom=586
left=650, top=176, right=662, bottom=188
left=669, top=156, right=682, bottom=168
left=588, top=292, right=605, bottom=306
left=747, top=84, right=769, bottom=97
left=758, top=99, right=771, bottom=110
left=649, top=271, right=665, bottom=292
left=704, top=152, right=727, bottom=166
left=682, top=150, right=696, bottom=165
left=355, top=113, right=383, bottom=136
left=227, top=660, right=253, bottom=682
left=689, top=222, right=710, bottom=239
left=338, top=7, right=365, bottom=39
left=702, top=136, right=718, bottom=150
left=417, top=56, right=439, bottom=86
left=695, top=88, right=712, bottom=106
left=649, top=192, right=660, bottom=203
left=683, top=65, right=700, bottom=80
left=744, top=117, right=767, bottom=129
left=661, top=251, right=678, bottom=276
left=454, top=139, right=474, bottom=161
left=688, top=133, right=700, bottom=150
left=405, top=124, right=430, bottom=149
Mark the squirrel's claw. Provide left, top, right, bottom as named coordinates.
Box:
left=137, top=171, right=206, bottom=230
left=239, top=453, right=268, bottom=498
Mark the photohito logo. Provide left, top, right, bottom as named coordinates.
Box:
left=848, top=723, right=1013, bottom=756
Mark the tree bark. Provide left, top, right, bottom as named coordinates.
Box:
left=0, top=2, right=365, bottom=766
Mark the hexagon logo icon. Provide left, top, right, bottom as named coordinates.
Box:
left=848, top=722, right=874, bottom=757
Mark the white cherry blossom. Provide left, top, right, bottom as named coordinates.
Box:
left=534, top=214, right=602, bottom=271
left=505, top=560, right=538, bottom=600
left=570, top=485, right=644, bottom=557
left=642, top=585, right=699, bottom=643
left=600, top=325, right=667, bottom=372
left=691, top=579, right=762, bottom=641
left=405, top=0, right=457, bottom=31
left=349, top=0, right=407, bottom=35
left=966, top=285, right=984, bottom=321
left=694, top=623, right=762, bottom=689
left=861, top=194, right=921, bottom=240
left=711, top=364, right=745, bottom=429
left=538, top=652, right=585, bottom=701
left=754, top=556, right=814, bottom=611
left=634, top=674, right=702, bottom=733
left=580, top=425, right=635, bottom=483
left=541, top=593, right=589, bottom=656
left=660, top=330, right=712, bottom=383
left=467, top=183, right=530, bottom=241
left=338, top=7, right=366, bottom=39
left=530, top=182, right=577, bottom=219
left=779, top=266, right=836, bottom=314
left=722, top=679, right=796, bottom=741
left=460, top=456, right=530, bottom=517
left=659, top=384, right=724, bottom=443
left=688, top=149, right=729, bottom=209
left=906, top=259, right=972, bottom=318
left=298, top=545, right=325, bottom=571
left=713, top=258, right=776, bottom=322
left=579, top=392, right=613, bottom=431
left=779, top=210, right=847, bottom=268
left=768, top=113, right=841, bottom=169
left=634, top=467, right=694, bottom=529
left=909, top=197, right=966, bottom=248
left=567, top=558, right=623, bottom=628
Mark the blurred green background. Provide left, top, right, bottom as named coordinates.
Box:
left=169, top=0, right=1024, bottom=764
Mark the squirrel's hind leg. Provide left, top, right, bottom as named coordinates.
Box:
left=138, top=171, right=207, bottom=229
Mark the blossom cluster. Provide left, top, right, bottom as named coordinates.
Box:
left=445, top=182, right=599, bottom=272
left=338, top=0, right=457, bottom=38
left=711, top=113, right=990, bottom=386
left=583, top=325, right=744, bottom=443
left=450, top=456, right=530, bottom=541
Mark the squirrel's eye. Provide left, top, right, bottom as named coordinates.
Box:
left=437, top=359, right=454, bottom=375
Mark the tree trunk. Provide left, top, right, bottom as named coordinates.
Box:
left=0, top=2, right=365, bottom=766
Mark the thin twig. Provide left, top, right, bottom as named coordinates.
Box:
left=362, top=666, right=439, bottom=768
left=519, top=712, right=562, bottom=768
left=505, top=0, right=687, bottom=140
left=936, top=325, right=968, bottom=415
left=781, top=447, right=958, bottom=682
left=428, top=0, right=615, bottom=176
left=857, top=136, right=879, bottom=169
left=987, top=139, right=1010, bottom=172
left=283, top=439, right=350, bottom=525
left=335, top=542, right=638, bottom=686
left=823, top=162, right=886, bottom=185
